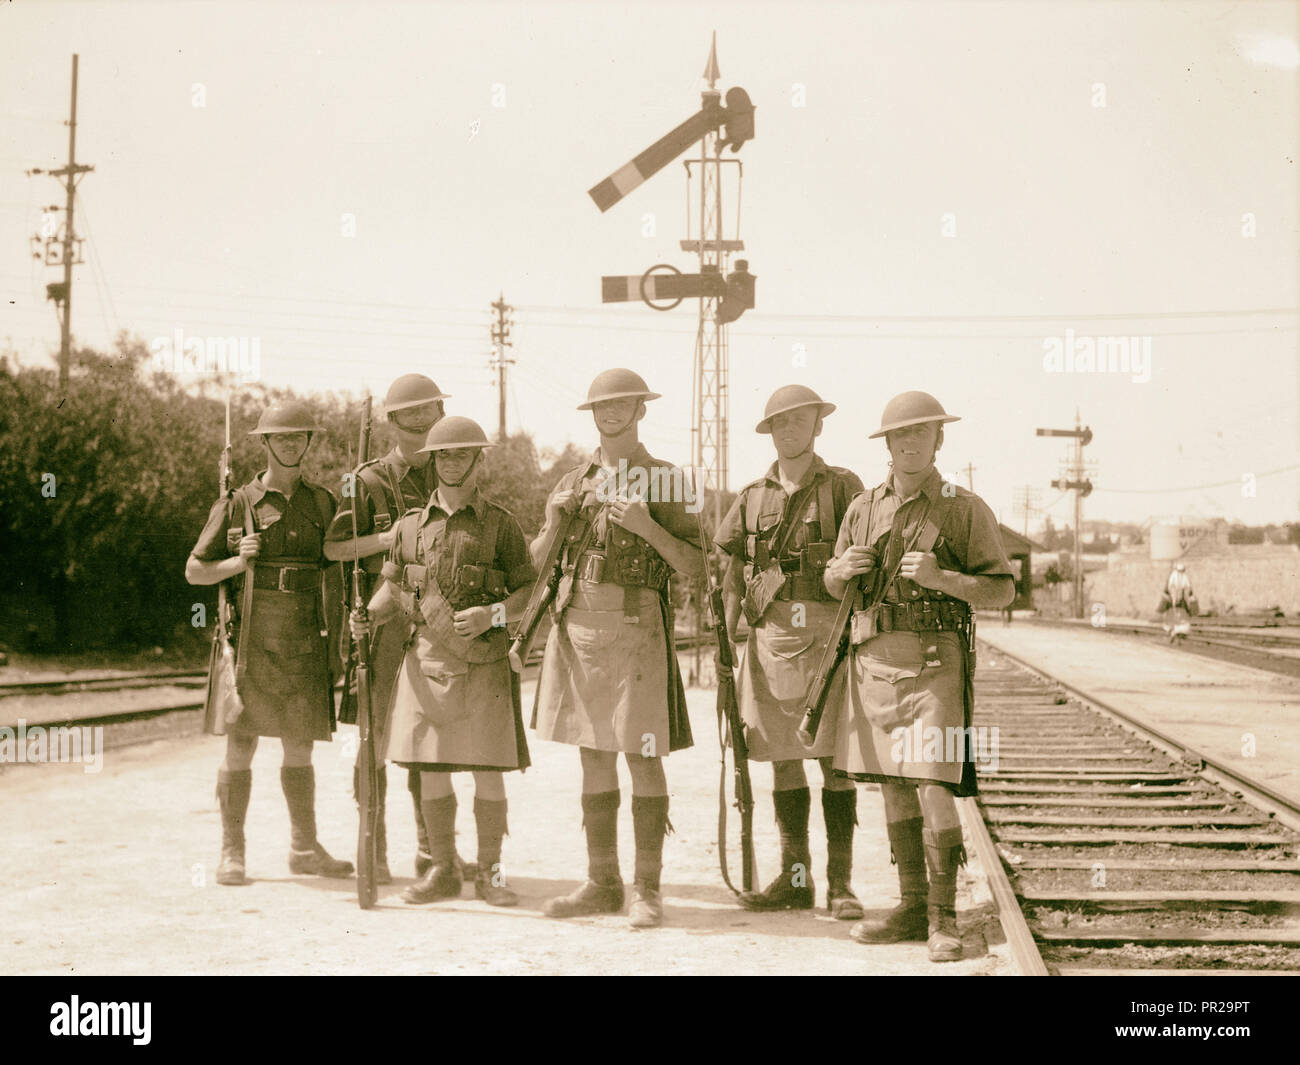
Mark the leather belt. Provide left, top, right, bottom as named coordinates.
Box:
left=574, top=551, right=669, bottom=591
left=775, top=573, right=833, bottom=602
left=876, top=599, right=969, bottom=633
left=252, top=564, right=321, bottom=594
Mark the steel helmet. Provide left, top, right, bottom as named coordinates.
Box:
left=384, top=373, right=450, bottom=414
left=417, top=416, right=494, bottom=454
left=576, top=368, right=661, bottom=410
left=248, top=400, right=321, bottom=436
left=755, top=384, right=836, bottom=434
left=868, top=391, right=960, bottom=439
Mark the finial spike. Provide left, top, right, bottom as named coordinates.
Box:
left=703, top=30, right=721, bottom=88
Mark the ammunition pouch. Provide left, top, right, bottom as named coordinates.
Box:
left=415, top=579, right=508, bottom=664
left=852, top=598, right=970, bottom=645
left=454, top=562, right=507, bottom=605
left=741, top=561, right=787, bottom=626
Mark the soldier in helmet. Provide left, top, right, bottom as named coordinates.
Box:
left=533, top=368, right=703, bottom=928
left=824, top=391, right=1014, bottom=961
left=713, top=385, right=866, bottom=918
left=186, top=400, right=354, bottom=886
left=324, top=374, right=452, bottom=883
left=350, top=417, right=536, bottom=906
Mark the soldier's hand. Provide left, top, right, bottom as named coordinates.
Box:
left=546, top=488, right=578, bottom=525
left=453, top=605, right=493, bottom=639
left=609, top=497, right=654, bottom=537
left=237, top=534, right=261, bottom=566
left=348, top=609, right=370, bottom=641
left=828, top=545, right=876, bottom=582
left=900, top=551, right=942, bottom=589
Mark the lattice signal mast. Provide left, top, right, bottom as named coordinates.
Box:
left=587, top=32, right=755, bottom=526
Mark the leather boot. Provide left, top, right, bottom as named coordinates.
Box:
left=410, top=770, right=474, bottom=880
left=473, top=797, right=517, bottom=906
left=216, top=769, right=251, bottom=886
left=403, top=794, right=462, bottom=903
left=739, top=787, right=813, bottom=912
left=925, top=825, right=965, bottom=962
left=544, top=790, right=624, bottom=918
left=823, top=787, right=863, bottom=920
left=629, top=795, right=669, bottom=928
left=282, top=766, right=354, bottom=877
left=851, top=816, right=928, bottom=944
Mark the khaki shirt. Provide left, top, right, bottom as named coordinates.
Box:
left=714, top=454, right=864, bottom=564
left=833, top=468, right=1014, bottom=602
left=191, top=475, right=335, bottom=565
left=325, top=448, right=434, bottom=573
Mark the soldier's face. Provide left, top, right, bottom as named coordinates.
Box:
left=591, top=397, right=643, bottom=437
left=886, top=422, right=940, bottom=473
left=435, top=447, right=478, bottom=486
left=265, top=431, right=310, bottom=468
left=392, top=401, right=442, bottom=437
left=770, top=407, right=821, bottom=459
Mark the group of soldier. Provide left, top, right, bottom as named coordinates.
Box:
left=186, top=367, right=1015, bottom=962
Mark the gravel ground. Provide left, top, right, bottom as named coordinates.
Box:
left=0, top=678, right=1012, bottom=976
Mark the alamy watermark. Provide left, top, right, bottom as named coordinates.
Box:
left=149, top=328, right=261, bottom=379
left=0, top=720, right=104, bottom=773
left=592, top=460, right=702, bottom=513
left=1042, top=329, right=1151, bottom=383
left=890, top=722, right=1000, bottom=770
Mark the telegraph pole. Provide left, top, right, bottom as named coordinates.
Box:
left=962, top=462, right=975, bottom=491
left=1037, top=415, right=1094, bottom=619
left=28, top=55, right=94, bottom=392
left=489, top=293, right=514, bottom=440
left=1013, top=484, right=1040, bottom=538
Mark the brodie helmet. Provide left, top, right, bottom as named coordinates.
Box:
left=417, top=416, right=494, bottom=454
left=248, top=400, right=321, bottom=436
left=755, top=384, right=836, bottom=434
left=384, top=373, right=450, bottom=415
left=868, top=391, right=960, bottom=439
left=576, top=368, right=661, bottom=410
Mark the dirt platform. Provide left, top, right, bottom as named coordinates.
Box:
left=1, top=681, right=1011, bottom=976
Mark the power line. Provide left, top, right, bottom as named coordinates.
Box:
left=1093, top=463, right=1300, bottom=494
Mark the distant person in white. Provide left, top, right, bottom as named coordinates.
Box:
left=1163, top=562, right=1193, bottom=641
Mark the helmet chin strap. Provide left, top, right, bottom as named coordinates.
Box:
left=266, top=434, right=308, bottom=469
left=436, top=450, right=479, bottom=488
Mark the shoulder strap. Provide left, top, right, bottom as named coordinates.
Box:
left=356, top=464, right=391, bottom=521
left=768, top=477, right=822, bottom=559
left=479, top=505, right=502, bottom=566
left=233, top=486, right=256, bottom=536
left=817, top=478, right=835, bottom=543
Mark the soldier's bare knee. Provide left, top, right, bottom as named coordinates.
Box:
left=223, top=734, right=257, bottom=770
left=472, top=771, right=506, bottom=800
left=281, top=739, right=313, bottom=766
left=818, top=757, right=852, bottom=790
left=421, top=770, right=454, bottom=798
left=917, top=783, right=959, bottom=828
left=772, top=759, right=807, bottom=790
left=881, top=781, right=922, bottom=821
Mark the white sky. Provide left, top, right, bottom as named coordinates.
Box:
left=2, top=0, right=1297, bottom=527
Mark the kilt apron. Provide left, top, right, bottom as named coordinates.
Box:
left=833, top=629, right=975, bottom=794
left=532, top=581, right=673, bottom=756
left=737, top=598, right=843, bottom=761
left=384, top=625, right=527, bottom=772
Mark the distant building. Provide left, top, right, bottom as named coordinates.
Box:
left=998, top=525, right=1044, bottom=610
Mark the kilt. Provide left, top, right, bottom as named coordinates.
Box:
left=231, top=587, right=334, bottom=742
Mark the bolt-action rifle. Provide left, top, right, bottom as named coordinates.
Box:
left=507, top=497, right=584, bottom=673
left=695, top=499, right=756, bottom=895
left=351, top=396, right=378, bottom=910
left=202, top=395, right=245, bottom=734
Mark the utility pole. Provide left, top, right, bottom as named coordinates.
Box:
left=489, top=293, right=514, bottom=440
left=962, top=462, right=975, bottom=491
left=1037, top=414, right=1094, bottom=619
left=1013, top=484, right=1040, bottom=538
left=28, top=55, right=94, bottom=393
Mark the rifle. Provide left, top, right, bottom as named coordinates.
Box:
left=507, top=498, right=582, bottom=673
left=796, top=574, right=860, bottom=747
left=351, top=396, right=379, bottom=909
left=202, top=394, right=244, bottom=735
left=695, top=493, right=756, bottom=895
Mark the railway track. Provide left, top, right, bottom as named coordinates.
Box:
left=0, top=635, right=713, bottom=737
left=970, top=640, right=1300, bottom=976
left=1009, top=615, right=1300, bottom=679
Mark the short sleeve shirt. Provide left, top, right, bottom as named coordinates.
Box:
left=325, top=448, right=434, bottom=565
left=714, top=455, right=864, bottom=562
left=390, top=488, right=536, bottom=610
left=833, top=468, right=1013, bottom=602
left=190, top=476, right=335, bottom=564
